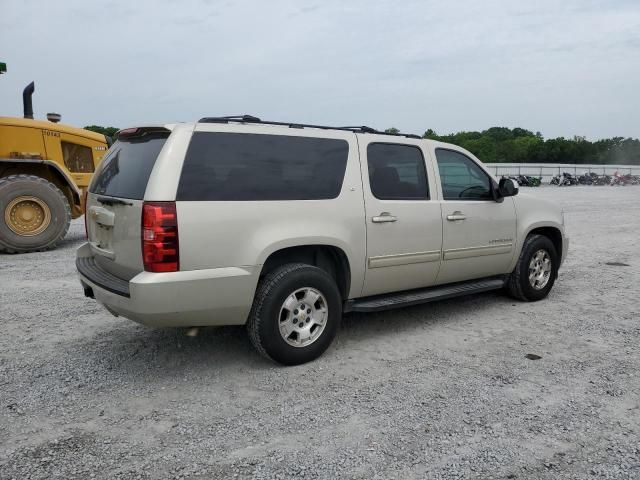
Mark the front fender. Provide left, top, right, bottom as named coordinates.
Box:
left=510, top=194, right=566, bottom=271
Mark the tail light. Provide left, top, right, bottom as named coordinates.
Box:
left=142, top=202, right=179, bottom=272
left=82, top=190, right=88, bottom=238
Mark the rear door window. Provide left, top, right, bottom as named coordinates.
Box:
left=177, top=132, right=349, bottom=201
left=89, top=132, right=168, bottom=200
left=367, top=143, right=429, bottom=200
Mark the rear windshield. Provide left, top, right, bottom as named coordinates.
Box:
left=89, top=133, right=168, bottom=200
left=177, top=132, right=349, bottom=201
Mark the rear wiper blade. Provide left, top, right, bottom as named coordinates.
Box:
left=96, top=196, right=133, bottom=206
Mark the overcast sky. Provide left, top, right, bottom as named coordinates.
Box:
left=1, top=0, right=638, bottom=139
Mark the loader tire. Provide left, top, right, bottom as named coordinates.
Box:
left=0, top=174, right=71, bottom=253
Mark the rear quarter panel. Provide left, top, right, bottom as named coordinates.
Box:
left=171, top=124, right=367, bottom=298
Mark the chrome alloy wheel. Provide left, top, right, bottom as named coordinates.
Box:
left=278, top=287, right=328, bottom=347
left=528, top=249, right=552, bottom=290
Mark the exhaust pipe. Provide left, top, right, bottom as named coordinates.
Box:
left=23, top=81, right=35, bottom=119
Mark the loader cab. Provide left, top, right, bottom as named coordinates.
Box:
left=0, top=116, right=108, bottom=190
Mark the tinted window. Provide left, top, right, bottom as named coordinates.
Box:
left=89, top=133, right=168, bottom=200
left=435, top=149, right=493, bottom=200
left=367, top=143, right=428, bottom=200
left=62, top=142, right=94, bottom=173
left=177, top=132, right=349, bottom=201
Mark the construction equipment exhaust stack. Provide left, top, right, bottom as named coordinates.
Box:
left=23, top=81, right=35, bottom=119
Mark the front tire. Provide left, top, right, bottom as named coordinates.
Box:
left=0, top=175, right=71, bottom=253
left=507, top=234, right=558, bottom=301
left=247, top=263, right=342, bottom=365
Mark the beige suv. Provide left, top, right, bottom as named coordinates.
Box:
left=77, top=116, right=568, bottom=365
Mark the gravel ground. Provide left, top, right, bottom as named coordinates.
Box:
left=1, top=186, right=639, bottom=479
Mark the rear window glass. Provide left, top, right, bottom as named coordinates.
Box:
left=89, top=133, right=168, bottom=200
left=177, top=132, right=349, bottom=201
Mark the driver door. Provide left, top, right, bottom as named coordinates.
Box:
left=434, top=148, right=516, bottom=285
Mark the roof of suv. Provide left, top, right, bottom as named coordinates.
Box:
left=118, top=117, right=430, bottom=145
left=197, top=115, right=422, bottom=139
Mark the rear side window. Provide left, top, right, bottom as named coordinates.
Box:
left=62, top=142, right=94, bottom=173
left=367, top=143, right=429, bottom=200
left=89, top=133, right=168, bottom=200
left=177, top=132, right=349, bottom=201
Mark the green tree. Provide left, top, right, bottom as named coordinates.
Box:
left=413, top=126, right=639, bottom=165
left=84, top=125, right=119, bottom=138
left=423, top=128, right=438, bottom=139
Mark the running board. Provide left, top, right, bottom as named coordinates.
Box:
left=346, top=277, right=506, bottom=313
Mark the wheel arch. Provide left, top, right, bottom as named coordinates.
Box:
left=525, top=225, right=563, bottom=261
left=0, top=159, right=82, bottom=217
left=259, top=244, right=352, bottom=300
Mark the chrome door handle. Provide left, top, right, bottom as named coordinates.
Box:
left=446, top=211, right=467, bottom=221
left=372, top=212, right=397, bottom=223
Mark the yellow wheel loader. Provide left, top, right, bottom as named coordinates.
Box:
left=0, top=82, right=110, bottom=253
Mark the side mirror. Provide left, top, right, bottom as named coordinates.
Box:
left=498, top=177, right=519, bottom=198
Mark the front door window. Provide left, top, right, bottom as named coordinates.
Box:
left=435, top=149, right=492, bottom=200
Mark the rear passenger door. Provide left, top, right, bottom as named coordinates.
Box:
left=359, top=137, right=442, bottom=297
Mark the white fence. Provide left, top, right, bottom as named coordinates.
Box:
left=484, top=163, right=640, bottom=182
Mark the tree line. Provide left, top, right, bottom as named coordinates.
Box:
left=84, top=125, right=119, bottom=139
left=386, top=126, right=640, bottom=165
left=84, top=124, right=640, bottom=165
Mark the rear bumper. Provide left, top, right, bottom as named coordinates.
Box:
left=76, top=243, right=259, bottom=327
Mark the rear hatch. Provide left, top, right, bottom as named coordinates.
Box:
left=86, top=127, right=170, bottom=280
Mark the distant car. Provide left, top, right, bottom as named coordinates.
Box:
left=77, top=116, right=568, bottom=365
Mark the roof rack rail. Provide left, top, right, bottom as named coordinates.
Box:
left=199, top=115, right=261, bottom=123
left=197, top=116, right=422, bottom=139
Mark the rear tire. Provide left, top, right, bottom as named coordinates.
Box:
left=507, top=234, right=558, bottom=301
left=0, top=174, right=71, bottom=253
left=247, top=263, right=342, bottom=365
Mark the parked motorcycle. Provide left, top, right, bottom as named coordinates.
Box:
left=611, top=171, right=634, bottom=186
left=578, top=172, right=598, bottom=185
left=564, top=172, right=579, bottom=186
left=594, top=174, right=611, bottom=185
left=502, top=175, right=521, bottom=185
left=551, top=172, right=578, bottom=186
left=516, top=175, right=541, bottom=187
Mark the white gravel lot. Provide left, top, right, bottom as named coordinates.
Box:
left=1, top=186, right=639, bottom=479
